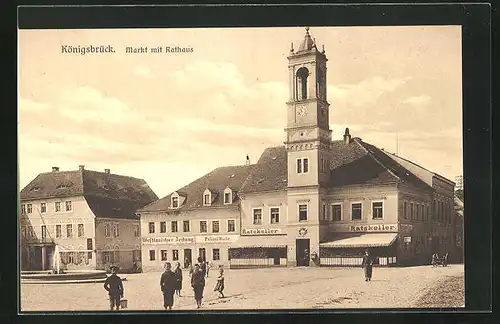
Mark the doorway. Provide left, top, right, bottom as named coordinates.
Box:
left=184, top=249, right=192, bottom=267
left=296, top=239, right=310, bottom=267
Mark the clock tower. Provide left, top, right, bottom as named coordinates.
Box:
left=285, top=27, right=332, bottom=188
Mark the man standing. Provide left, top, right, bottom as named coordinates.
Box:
left=361, top=250, right=374, bottom=281
left=103, top=266, right=124, bottom=311
left=191, top=263, right=205, bottom=308
left=160, top=262, right=177, bottom=310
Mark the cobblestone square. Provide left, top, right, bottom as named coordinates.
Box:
left=21, top=264, right=464, bottom=311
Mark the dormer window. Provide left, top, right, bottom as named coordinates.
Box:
left=172, top=196, right=179, bottom=208
left=223, top=187, right=233, bottom=205
left=203, top=189, right=212, bottom=206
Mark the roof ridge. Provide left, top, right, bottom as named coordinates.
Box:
left=354, top=139, right=401, bottom=181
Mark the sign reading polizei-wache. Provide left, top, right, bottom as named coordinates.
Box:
left=142, top=236, right=195, bottom=245
left=348, top=224, right=398, bottom=232
left=241, top=228, right=283, bottom=236
left=195, top=235, right=239, bottom=244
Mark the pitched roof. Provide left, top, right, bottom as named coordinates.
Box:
left=20, top=169, right=158, bottom=220
left=239, top=146, right=288, bottom=194
left=138, top=164, right=255, bottom=212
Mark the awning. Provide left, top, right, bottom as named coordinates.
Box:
left=320, top=233, right=398, bottom=248
left=229, top=245, right=286, bottom=249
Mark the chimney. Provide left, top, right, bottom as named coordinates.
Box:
left=343, top=128, right=351, bottom=145
left=79, top=165, right=85, bottom=171
left=52, top=167, right=59, bottom=172
left=104, top=169, right=110, bottom=174
left=245, top=155, right=250, bottom=166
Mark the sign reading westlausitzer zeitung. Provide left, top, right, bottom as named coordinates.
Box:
left=142, top=236, right=195, bottom=245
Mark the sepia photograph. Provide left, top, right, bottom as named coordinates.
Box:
left=18, top=24, right=466, bottom=312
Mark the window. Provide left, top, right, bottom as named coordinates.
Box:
left=55, top=202, right=61, bottom=212
left=56, top=225, right=62, bottom=238
left=87, top=238, right=93, bottom=259
left=426, top=205, right=430, bottom=222
left=41, top=225, right=47, bottom=241
left=41, top=203, right=46, bottom=213
left=149, top=250, right=156, bottom=261
left=114, top=224, right=120, bottom=237
left=105, top=224, right=110, bottom=237
left=78, top=224, right=84, bottom=237
left=351, top=203, right=362, bottom=220
left=299, top=204, right=308, bottom=221
left=303, top=158, right=309, bottom=173
left=161, top=250, right=168, bottom=261
left=66, top=224, right=73, bottom=238
left=227, top=220, right=235, bottom=232
left=296, top=67, right=309, bottom=100
left=410, top=203, right=414, bottom=220
left=199, top=248, right=206, bottom=260
left=65, top=201, right=72, bottom=211
left=403, top=201, right=407, bottom=219
left=224, top=192, right=231, bottom=204
left=200, top=221, right=207, bottom=233
left=372, top=202, right=383, bottom=220
left=331, top=204, right=342, bottom=221
left=27, top=204, right=32, bottom=214
left=134, top=224, right=140, bottom=237
left=270, top=207, right=280, bottom=224
left=183, top=220, right=190, bottom=232
left=213, top=248, right=220, bottom=261
left=148, top=222, right=155, bottom=234
left=172, top=250, right=179, bottom=261
left=172, top=196, right=179, bottom=208
left=171, top=221, right=178, bottom=233
left=212, top=221, right=220, bottom=233
left=160, top=221, right=167, bottom=233
left=21, top=204, right=26, bottom=214
left=322, top=204, right=327, bottom=220
left=253, top=208, right=262, bottom=225
left=297, top=158, right=309, bottom=173
left=204, top=194, right=211, bottom=206
left=320, top=158, right=324, bottom=173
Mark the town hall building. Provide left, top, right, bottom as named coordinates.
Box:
left=137, top=28, right=461, bottom=271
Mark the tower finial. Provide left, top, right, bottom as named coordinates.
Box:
left=305, top=27, right=310, bottom=34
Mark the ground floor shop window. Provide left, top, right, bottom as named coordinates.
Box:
left=172, top=250, right=179, bottom=261
left=161, top=250, right=168, bottom=261
left=149, top=250, right=155, bottom=261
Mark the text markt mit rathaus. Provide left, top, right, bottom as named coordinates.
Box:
left=61, top=45, right=114, bottom=55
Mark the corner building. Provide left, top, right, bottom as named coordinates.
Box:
left=138, top=29, right=459, bottom=270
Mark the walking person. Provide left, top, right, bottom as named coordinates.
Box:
left=103, top=266, right=124, bottom=311
left=160, top=262, right=177, bottom=310
left=198, top=257, right=207, bottom=278
left=191, top=263, right=205, bottom=309
left=432, top=252, right=438, bottom=267
left=174, top=262, right=183, bottom=297
left=361, top=250, right=374, bottom=282
left=213, top=267, right=225, bottom=298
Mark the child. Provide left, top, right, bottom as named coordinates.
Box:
left=214, top=267, right=225, bottom=298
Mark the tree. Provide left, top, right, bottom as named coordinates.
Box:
left=455, top=189, right=464, bottom=202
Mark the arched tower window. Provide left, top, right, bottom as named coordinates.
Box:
left=296, top=67, right=309, bottom=100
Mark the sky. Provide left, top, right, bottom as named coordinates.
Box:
left=18, top=26, right=463, bottom=198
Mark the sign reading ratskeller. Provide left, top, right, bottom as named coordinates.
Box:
left=241, top=228, right=283, bottom=236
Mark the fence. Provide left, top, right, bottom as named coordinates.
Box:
left=229, top=258, right=287, bottom=269
left=320, top=256, right=397, bottom=266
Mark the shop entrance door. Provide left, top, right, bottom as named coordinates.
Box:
left=184, top=249, right=192, bottom=267
left=296, top=239, right=310, bottom=267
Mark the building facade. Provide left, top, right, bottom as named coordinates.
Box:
left=20, top=166, right=157, bottom=272
left=137, top=28, right=458, bottom=270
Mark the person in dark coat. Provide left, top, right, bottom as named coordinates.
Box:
left=160, top=262, right=177, bottom=310
left=361, top=250, right=374, bottom=281
left=103, top=266, right=124, bottom=310
left=174, top=262, right=183, bottom=297
left=198, top=257, right=207, bottom=278
left=213, top=267, right=225, bottom=298
left=191, top=263, right=205, bottom=308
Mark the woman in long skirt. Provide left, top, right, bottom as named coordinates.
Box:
left=191, top=264, right=205, bottom=308
left=361, top=250, right=374, bottom=281
left=174, top=262, right=183, bottom=297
